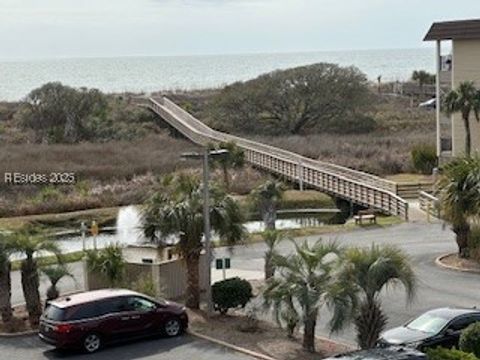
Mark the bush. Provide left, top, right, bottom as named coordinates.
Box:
left=86, top=244, right=125, bottom=286
left=427, top=347, right=478, bottom=360
left=411, top=144, right=437, bottom=174
left=212, top=277, right=253, bottom=314
left=460, top=322, right=480, bottom=357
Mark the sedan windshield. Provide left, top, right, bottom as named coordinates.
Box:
left=406, top=313, right=449, bottom=334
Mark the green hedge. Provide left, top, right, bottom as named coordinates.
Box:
left=212, top=277, right=253, bottom=314
left=460, top=322, right=480, bottom=358
left=411, top=144, right=437, bottom=175
left=427, top=347, right=478, bottom=360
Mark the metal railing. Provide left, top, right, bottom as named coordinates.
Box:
left=146, top=97, right=409, bottom=220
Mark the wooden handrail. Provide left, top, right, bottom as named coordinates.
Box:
left=145, top=97, right=409, bottom=220
left=419, top=191, right=441, bottom=219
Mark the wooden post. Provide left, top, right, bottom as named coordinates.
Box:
left=298, top=160, right=304, bottom=191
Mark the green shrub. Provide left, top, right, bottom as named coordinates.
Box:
left=427, top=347, right=478, bottom=360
left=411, top=144, right=438, bottom=174
left=212, top=277, right=253, bottom=314
left=86, top=244, right=125, bottom=286
left=460, top=322, right=480, bottom=357
left=129, top=276, right=157, bottom=298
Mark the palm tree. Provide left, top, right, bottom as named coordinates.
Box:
left=438, top=157, right=480, bottom=257
left=10, top=229, right=61, bottom=326
left=210, top=141, right=245, bottom=191
left=263, top=240, right=356, bottom=352
left=250, top=180, right=284, bottom=230
left=262, top=229, right=285, bottom=279
left=412, top=70, right=435, bottom=93
left=42, top=265, right=73, bottom=301
left=142, top=173, right=246, bottom=309
left=340, top=245, right=416, bottom=349
left=263, top=278, right=299, bottom=338
left=0, top=234, right=13, bottom=325
left=443, top=81, right=480, bottom=156
left=86, top=244, right=125, bottom=287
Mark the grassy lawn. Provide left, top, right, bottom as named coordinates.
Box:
left=220, top=215, right=403, bottom=246
left=234, top=189, right=335, bottom=213
left=279, top=189, right=335, bottom=209
left=0, top=206, right=123, bottom=232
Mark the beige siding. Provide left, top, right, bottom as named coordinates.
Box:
left=452, top=40, right=480, bottom=156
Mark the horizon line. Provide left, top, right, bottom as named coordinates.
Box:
left=0, top=46, right=436, bottom=63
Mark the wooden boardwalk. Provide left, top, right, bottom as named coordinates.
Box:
left=146, top=97, right=409, bottom=220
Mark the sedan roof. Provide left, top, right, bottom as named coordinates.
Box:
left=425, top=307, right=480, bottom=319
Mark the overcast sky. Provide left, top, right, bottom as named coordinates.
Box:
left=1, top=0, right=479, bottom=60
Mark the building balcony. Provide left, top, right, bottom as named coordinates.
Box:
left=439, top=70, right=452, bottom=87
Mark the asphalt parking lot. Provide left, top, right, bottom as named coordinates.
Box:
left=0, top=334, right=255, bottom=360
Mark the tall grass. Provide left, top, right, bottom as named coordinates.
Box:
left=0, top=133, right=198, bottom=184
left=255, top=130, right=435, bottom=176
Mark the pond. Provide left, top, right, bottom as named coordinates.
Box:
left=48, top=205, right=344, bottom=254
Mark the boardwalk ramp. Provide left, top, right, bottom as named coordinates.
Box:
left=146, top=97, right=409, bottom=220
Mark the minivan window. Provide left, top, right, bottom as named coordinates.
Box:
left=97, top=298, right=129, bottom=316
left=67, top=303, right=101, bottom=321
left=127, top=297, right=157, bottom=312
left=44, top=305, right=65, bottom=321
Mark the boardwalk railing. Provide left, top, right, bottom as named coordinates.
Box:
left=146, top=97, right=409, bottom=220
left=419, top=191, right=441, bottom=219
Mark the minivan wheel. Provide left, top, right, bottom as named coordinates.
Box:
left=83, top=333, right=102, bottom=353
left=164, top=317, right=182, bottom=337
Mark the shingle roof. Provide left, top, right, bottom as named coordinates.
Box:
left=424, top=19, right=480, bottom=41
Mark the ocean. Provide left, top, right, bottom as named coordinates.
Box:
left=0, top=48, right=434, bottom=101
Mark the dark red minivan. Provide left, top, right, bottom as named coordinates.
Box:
left=39, top=289, right=188, bottom=353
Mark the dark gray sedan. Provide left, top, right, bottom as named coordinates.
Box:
left=378, top=307, right=480, bottom=351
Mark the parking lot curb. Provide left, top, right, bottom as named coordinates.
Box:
left=436, top=253, right=480, bottom=274
left=0, top=329, right=37, bottom=338
left=189, top=330, right=280, bottom=360
left=314, top=334, right=355, bottom=352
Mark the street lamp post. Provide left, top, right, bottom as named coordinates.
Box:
left=181, top=148, right=228, bottom=317
left=80, top=221, right=87, bottom=251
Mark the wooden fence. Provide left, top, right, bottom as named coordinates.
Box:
left=83, top=255, right=208, bottom=300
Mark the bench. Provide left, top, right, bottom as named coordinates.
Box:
left=354, top=213, right=377, bottom=225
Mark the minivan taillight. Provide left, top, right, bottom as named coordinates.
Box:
left=54, top=324, right=73, bottom=333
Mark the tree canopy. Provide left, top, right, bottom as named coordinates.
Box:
left=411, top=70, right=435, bottom=87
left=18, top=82, right=158, bottom=143
left=209, top=63, right=376, bottom=135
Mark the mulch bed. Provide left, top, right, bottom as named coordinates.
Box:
left=439, top=253, right=480, bottom=273
left=189, top=309, right=351, bottom=360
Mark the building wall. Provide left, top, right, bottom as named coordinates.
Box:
left=452, top=39, right=480, bottom=156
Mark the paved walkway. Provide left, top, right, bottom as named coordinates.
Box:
left=407, top=199, right=441, bottom=224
